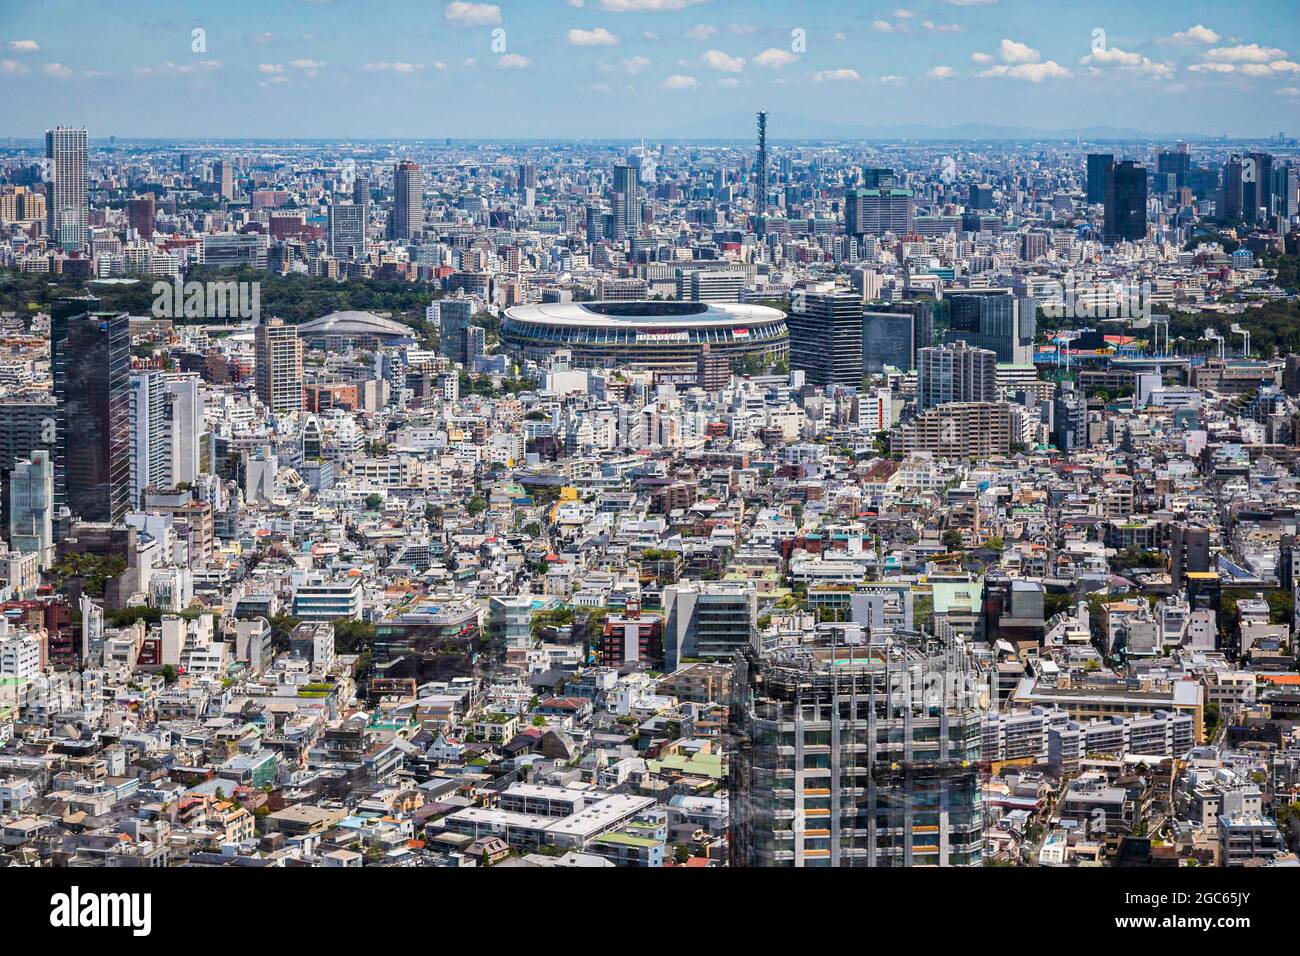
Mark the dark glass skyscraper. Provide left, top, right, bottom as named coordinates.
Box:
left=389, top=160, right=423, bottom=240
left=945, top=292, right=1036, bottom=365
left=863, top=301, right=933, bottom=373
left=1086, top=153, right=1113, bottom=205
left=1156, top=143, right=1191, bottom=190
left=51, top=297, right=131, bottom=524
left=1244, top=152, right=1274, bottom=225
left=1103, top=160, right=1147, bottom=244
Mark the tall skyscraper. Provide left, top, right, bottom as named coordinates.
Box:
left=389, top=160, right=423, bottom=240
left=788, top=287, right=864, bottom=389
left=518, top=162, right=536, bottom=195
left=945, top=292, right=1036, bottom=365
left=129, top=371, right=167, bottom=509
left=437, top=299, right=474, bottom=365
left=255, top=319, right=304, bottom=414
left=1156, top=143, right=1191, bottom=190
left=328, top=202, right=366, bottom=259
left=213, top=159, right=235, bottom=200
left=1222, top=156, right=1245, bottom=221
left=845, top=188, right=915, bottom=237
left=917, top=341, right=997, bottom=410
left=863, top=302, right=933, bottom=374
left=1104, top=160, right=1147, bottom=243
left=754, top=111, right=768, bottom=230
left=730, top=635, right=985, bottom=867
left=1052, top=381, right=1087, bottom=454
left=1244, top=152, right=1274, bottom=225
left=51, top=297, right=131, bottom=523
left=1278, top=163, right=1300, bottom=219
left=129, top=372, right=204, bottom=506
left=352, top=174, right=371, bottom=206
left=45, top=126, right=88, bottom=252
left=863, top=167, right=897, bottom=189
left=127, top=193, right=156, bottom=240
left=8, top=450, right=54, bottom=569
left=1086, top=153, right=1113, bottom=206
left=612, top=163, right=639, bottom=240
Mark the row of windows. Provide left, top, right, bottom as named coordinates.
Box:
left=502, top=320, right=787, bottom=347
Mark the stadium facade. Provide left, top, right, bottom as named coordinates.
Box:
left=501, top=301, right=788, bottom=377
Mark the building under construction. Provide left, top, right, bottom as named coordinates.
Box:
left=729, top=626, right=988, bottom=867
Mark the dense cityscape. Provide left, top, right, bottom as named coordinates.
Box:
left=2, top=3, right=1300, bottom=884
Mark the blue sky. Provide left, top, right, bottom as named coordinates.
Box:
left=1, top=0, right=1298, bottom=139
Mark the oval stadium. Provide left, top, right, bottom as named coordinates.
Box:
left=501, top=300, right=788, bottom=375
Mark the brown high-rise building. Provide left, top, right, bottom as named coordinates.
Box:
left=127, top=193, right=156, bottom=239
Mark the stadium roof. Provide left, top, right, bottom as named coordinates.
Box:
left=298, top=310, right=412, bottom=339
left=505, top=300, right=784, bottom=329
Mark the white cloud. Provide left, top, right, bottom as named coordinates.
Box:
left=878, top=74, right=907, bottom=86
left=928, top=65, right=957, bottom=78
left=588, top=82, right=612, bottom=92
left=946, top=0, right=997, bottom=5
left=998, top=39, right=1039, bottom=63
left=728, top=23, right=756, bottom=35
left=661, top=73, right=697, bottom=89
left=701, top=48, right=744, bottom=72
left=718, top=76, right=739, bottom=87
left=601, top=0, right=706, bottom=10
left=496, top=53, right=531, bottom=68
left=811, top=68, right=861, bottom=82
left=1188, top=62, right=1235, bottom=73
left=568, top=0, right=585, bottom=6
left=979, top=60, right=1071, bottom=82
left=134, top=60, right=223, bottom=77
left=0, top=59, right=29, bottom=75
left=568, top=27, right=619, bottom=45
left=41, top=62, right=72, bottom=78
left=1277, top=86, right=1300, bottom=96
left=290, top=58, right=324, bottom=69
left=970, top=52, right=994, bottom=64
left=1203, top=44, right=1287, bottom=63
left=872, top=20, right=897, bottom=33
left=1164, top=24, right=1220, bottom=45
left=754, top=48, right=796, bottom=69
left=7, top=40, right=39, bottom=53
left=1239, top=63, right=1273, bottom=76
left=444, top=2, right=501, bottom=26
left=1083, top=47, right=1142, bottom=66
left=1081, top=47, right=1175, bottom=80
left=1271, top=60, right=1300, bottom=72
left=364, top=61, right=424, bottom=73
left=258, top=63, right=286, bottom=73
left=618, top=54, right=651, bottom=73
left=685, top=24, right=717, bottom=40
left=894, top=8, right=914, bottom=18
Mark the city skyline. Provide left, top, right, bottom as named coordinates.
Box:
left=1, top=0, right=1299, bottom=140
